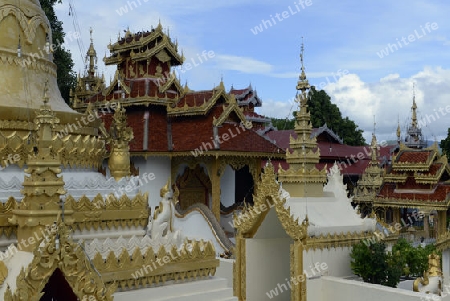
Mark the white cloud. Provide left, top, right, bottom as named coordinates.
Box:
left=256, top=97, right=297, bottom=120
left=215, top=55, right=273, bottom=74
left=324, top=67, right=450, bottom=143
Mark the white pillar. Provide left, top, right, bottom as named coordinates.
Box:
left=443, top=249, right=450, bottom=285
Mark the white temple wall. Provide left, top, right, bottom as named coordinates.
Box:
left=307, top=278, right=323, bottom=301
left=133, top=156, right=170, bottom=210
left=320, top=276, right=443, bottom=301
left=303, top=247, right=353, bottom=278
left=215, top=258, right=234, bottom=288
left=173, top=210, right=226, bottom=254
left=246, top=238, right=291, bottom=301
left=245, top=209, right=292, bottom=300
left=220, top=165, right=235, bottom=208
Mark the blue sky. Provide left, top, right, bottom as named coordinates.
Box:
left=55, top=0, right=450, bottom=144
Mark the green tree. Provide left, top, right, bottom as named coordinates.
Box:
left=392, top=238, right=438, bottom=278
left=350, top=240, right=401, bottom=287
left=307, top=87, right=365, bottom=145
left=268, top=88, right=366, bottom=145
left=271, top=114, right=295, bottom=131
left=440, top=128, right=450, bottom=159
left=40, top=0, right=76, bottom=104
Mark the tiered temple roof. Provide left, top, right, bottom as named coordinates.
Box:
left=229, top=84, right=270, bottom=129
left=375, top=143, right=450, bottom=210
left=71, top=26, right=282, bottom=157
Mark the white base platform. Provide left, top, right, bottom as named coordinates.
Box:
left=113, top=277, right=237, bottom=301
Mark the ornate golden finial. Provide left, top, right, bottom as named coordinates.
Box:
left=396, top=116, right=401, bottom=140
left=157, top=18, right=163, bottom=30
left=371, top=133, right=378, bottom=162
left=160, top=179, right=171, bottom=198
left=295, top=37, right=310, bottom=107
left=43, top=80, right=49, bottom=104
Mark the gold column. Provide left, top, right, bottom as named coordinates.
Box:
left=291, top=240, right=305, bottom=301
left=233, top=234, right=246, bottom=300
left=251, top=158, right=262, bottom=191
left=108, top=103, right=133, bottom=180
left=393, top=208, right=401, bottom=224
left=438, top=210, right=447, bottom=238
left=424, top=214, right=430, bottom=238
left=211, top=157, right=221, bottom=221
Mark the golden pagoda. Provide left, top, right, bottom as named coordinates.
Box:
left=277, top=42, right=327, bottom=197
left=353, top=133, right=384, bottom=216
left=70, top=28, right=106, bottom=105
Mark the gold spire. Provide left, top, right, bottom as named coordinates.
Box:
left=296, top=38, right=310, bottom=95
left=86, top=27, right=98, bottom=77
left=411, top=83, right=417, bottom=128
left=370, top=133, right=378, bottom=163
left=396, top=117, right=401, bottom=143
left=371, top=116, right=378, bottom=162
left=405, top=83, right=426, bottom=148
left=278, top=40, right=327, bottom=197
left=8, top=83, right=73, bottom=252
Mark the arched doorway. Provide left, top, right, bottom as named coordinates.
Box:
left=176, top=165, right=212, bottom=210
left=235, top=165, right=254, bottom=205
left=40, top=268, right=78, bottom=301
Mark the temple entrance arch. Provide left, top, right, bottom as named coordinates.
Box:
left=40, top=268, right=77, bottom=301
left=5, top=222, right=115, bottom=301
left=176, top=164, right=212, bottom=210
left=234, top=163, right=308, bottom=301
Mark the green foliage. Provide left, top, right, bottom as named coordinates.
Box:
left=392, top=238, right=438, bottom=278
left=440, top=128, right=450, bottom=159
left=307, top=87, right=365, bottom=146
left=350, top=240, right=401, bottom=287
left=271, top=113, right=295, bottom=131
left=40, top=0, right=76, bottom=104
left=269, top=88, right=366, bottom=145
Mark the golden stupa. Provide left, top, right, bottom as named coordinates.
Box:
left=0, top=0, right=105, bottom=170
left=0, top=0, right=80, bottom=122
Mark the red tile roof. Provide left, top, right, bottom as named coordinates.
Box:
left=424, top=163, right=443, bottom=176
left=230, top=88, right=249, bottom=95
left=170, top=107, right=280, bottom=154
left=377, top=183, right=450, bottom=202
left=396, top=150, right=432, bottom=164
